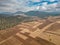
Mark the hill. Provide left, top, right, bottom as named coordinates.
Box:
left=25, top=11, right=60, bottom=18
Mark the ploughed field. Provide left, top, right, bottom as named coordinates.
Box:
left=0, top=16, right=60, bottom=45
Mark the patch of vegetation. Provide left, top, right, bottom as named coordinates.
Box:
left=0, top=15, right=32, bottom=30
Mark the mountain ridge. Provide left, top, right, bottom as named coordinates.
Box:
left=0, top=11, right=60, bottom=18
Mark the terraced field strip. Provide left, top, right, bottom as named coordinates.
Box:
left=19, top=32, right=55, bottom=45
left=15, top=32, right=41, bottom=45
left=0, top=29, right=20, bottom=42
left=19, top=23, right=43, bottom=34
left=0, top=36, right=13, bottom=45
left=20, top=28, right=32, bottom=34
left=29, top=23, right=55, bottom=38
left=45, top=31, right=60, bottom=36
left=33, top=23, right=43, bottom=28
left=56, top=21, right=60, bottom=23
left=38, top=20, right=53, bottom=29
left=16, top=33, right=28, bottom=40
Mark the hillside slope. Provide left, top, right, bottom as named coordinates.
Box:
left=0, top=16, right=60, bottom=45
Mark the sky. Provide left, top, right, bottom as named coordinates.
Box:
left=0, top=0, right=60, bottom=13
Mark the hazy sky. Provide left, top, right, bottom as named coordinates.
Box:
left=0, top=0, right=60, bottom=12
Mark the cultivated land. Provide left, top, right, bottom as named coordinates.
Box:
left=0, top=16, right=60, bottom=45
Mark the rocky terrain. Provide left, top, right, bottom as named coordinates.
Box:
left=0, top=16, right=60, bottom=45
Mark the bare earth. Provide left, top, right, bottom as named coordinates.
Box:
left=0, top=16, right=60, bottom=45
